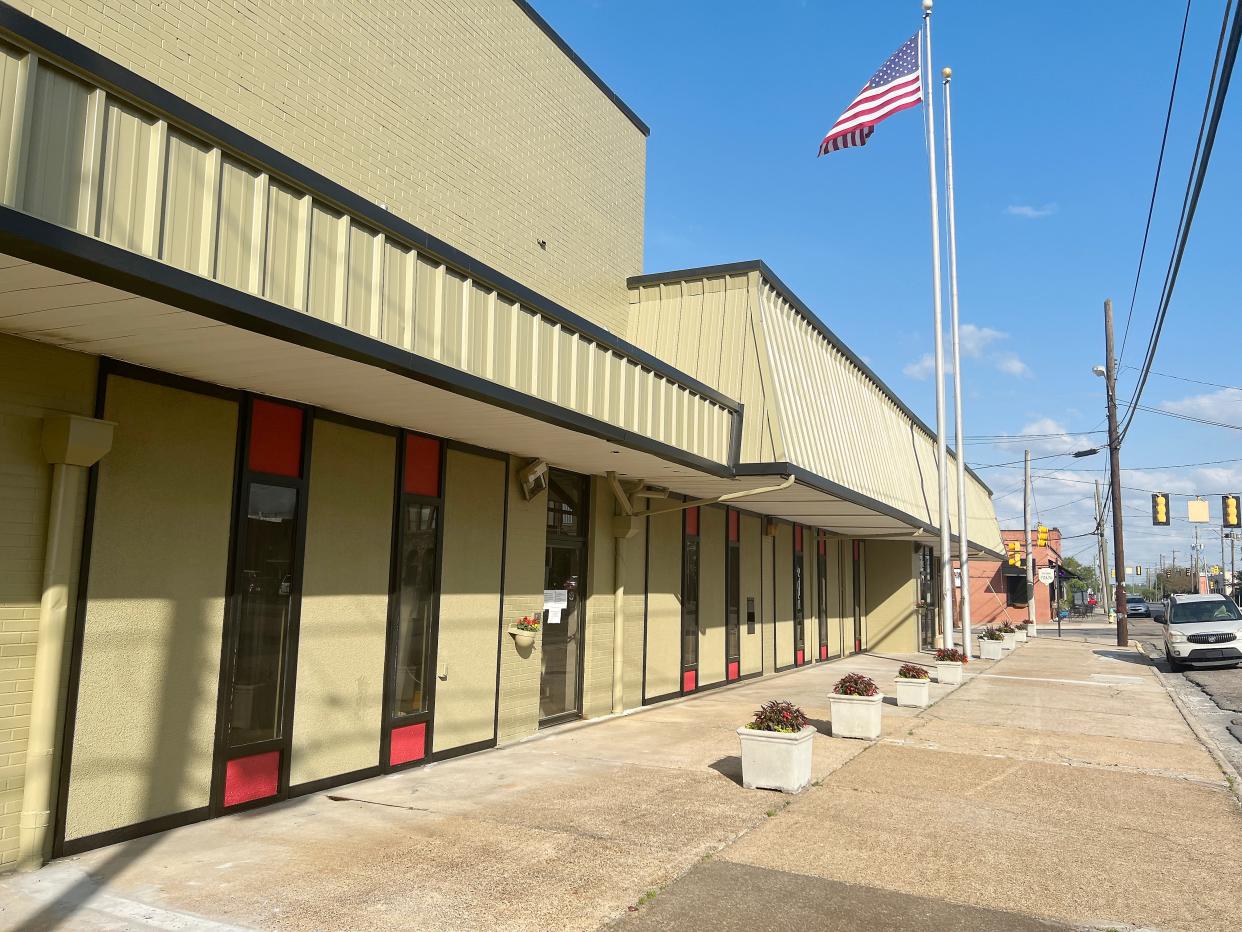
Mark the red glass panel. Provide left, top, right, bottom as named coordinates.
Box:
left=796, top=649, right=805, bottom=666
left=820, top=644, right=828, bottom=661
left=682, top=670, right=696, bottom=693
left=727, top=661, right=739, bottom=681
left=248, top=399, right=303, bottom=477
left=389, top=722, right=427, bottom=766
left=818, top=532, right=826, bottom=555
left=685, top=506, right=699, bottom=537
left=727, top=509, right=739, bottom=542
left=794, top=526, right=803, bottom=553
left=223, top=750, right=280, bottom=807
left=404, top=434, right=442, bottom=497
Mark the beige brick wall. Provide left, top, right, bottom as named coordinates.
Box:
left=19, top=0, right=646, bottom=336
left=0, top=334, right=96, bottom=870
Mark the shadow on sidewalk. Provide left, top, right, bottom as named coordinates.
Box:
left=1092, top=648, right=1153, bottom=666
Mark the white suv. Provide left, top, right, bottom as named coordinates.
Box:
left=1163, top=594, right=1242, bottom=671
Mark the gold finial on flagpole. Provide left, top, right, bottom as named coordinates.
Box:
left=942, top=67, right=952, bottom=80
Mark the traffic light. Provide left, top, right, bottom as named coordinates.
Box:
left=1007, top=540, right=1022, bottom=566
left=1224, top=494, right=1241, bottom=528
left=1152, top=493, right=1170, bottom=526
left=1036, top=525, right=1049, bottom=547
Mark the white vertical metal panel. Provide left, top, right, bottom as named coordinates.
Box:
left=23, top=63, right=90, bottom=230
left=413, top=254, right=439, bottom=360
left=215, top=157, right=262, bottom=294
left=0, top=43, right=26, bottom=205
left=346, top=222, right=381, bottom=336
left=307, top=203, right=347, bottom=324
left=263, top=180, right=308, bottom=310
left=97, top=99, right=158, bottom=255
left=492, top=294, right=516, bottom=390
left=464, top=281, right=490, bottom=377
left=161, top=130, right=214, bottom=275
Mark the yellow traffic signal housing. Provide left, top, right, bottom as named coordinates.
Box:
left=1036, top=525, right=1049, bottom=547
left=1224, top=494, right=1241, bottom=528
left=1152, top=493, right=1170, bottom=526
left=1006, top=540, right=1023, bottom=566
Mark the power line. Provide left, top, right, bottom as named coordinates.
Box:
left=1119, top=0, right=1194, bottom=364
left=1132, top=404, right=1242, bottom=431
left=1119, top=365, right=1241, bottom=392
left=969, top=450, right=1097, bottom=469
left=978, top=455, right=1242, bottom=473
left=1120, top=0, right=1241, bottom=442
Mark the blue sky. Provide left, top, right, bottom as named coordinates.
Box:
left=536, top=0, right=1242, bottom=581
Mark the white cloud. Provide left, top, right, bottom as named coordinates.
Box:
left=994, top=352, right=1033, bottom=378
left=958, top=324, right=1005, bottom=358
left=1006, top=203, right=1057, bottom=219
left=902, top=353, right=939, bottom=380
left=901, top=324, right=1030, bottom=380
left=1158, top=388, right=1242, bottom=426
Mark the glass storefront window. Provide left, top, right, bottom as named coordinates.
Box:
left=394, top=503, right=438, bottom=716
left=228, top=482, right=298, bottom=748
left=541, top=470, right=589, bottom=723
left=683, top=515, right=700, bottom=673
left=726, top=541, right=740, bottom=663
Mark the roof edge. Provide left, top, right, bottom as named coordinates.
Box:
left=628, top=260, right=994, bottom=496
left=511, top=0, right=650, bottom=137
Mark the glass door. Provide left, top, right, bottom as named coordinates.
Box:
left=725, top=509, right=740, bottom=680
left=817, top=531, right=830, bottom=660
left=793, top=526, right=806, bottom=666
left=681, top=506, right=700, bottom=693
left=541, top=470, right=589, bottom=725
left=852, top=539, right=864, bottom=653
left=917, top=545, right=938, bottom=651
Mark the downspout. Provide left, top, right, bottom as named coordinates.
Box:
left=19, top=415, right=114, bottom=871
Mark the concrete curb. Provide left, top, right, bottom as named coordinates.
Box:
left=1131, top=640, right=1242, bottom=806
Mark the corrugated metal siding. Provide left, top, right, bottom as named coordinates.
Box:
left=625, top=270, right=1001, bottom=551
left=1, top=47, right=734, bottom=467
left=759, top=281, right=999, bottom=545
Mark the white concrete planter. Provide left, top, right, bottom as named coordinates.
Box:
left=828, top=691, right=883, bottom=739
left=508, top=625, right=537, bottom=650
left=894, top=676, right=930, bottom=708
left=736, top=725, right=816, bottom=793
left=1000, top=632, right=1017, bottom=650
left=1014, top=628, right=1029, bottom=643
left=1027, top=624, right=1038, bottom=638
left=979, top=638, right=1004, bottom=660
left=935, top=661, right=963, bottom=685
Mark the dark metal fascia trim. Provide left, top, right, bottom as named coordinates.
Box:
left=627, top=259, right=994, bottom=496
left=0, top=6, right=707, bottom=399
left=509, top=0, right=650, bottom=136
left=0, top=207, right=734, bottom=479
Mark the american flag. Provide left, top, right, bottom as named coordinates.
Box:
left=819, top=33, right=923, bottom=156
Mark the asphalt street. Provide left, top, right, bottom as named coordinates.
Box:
left=1129, top=614, right=1242, bottom=765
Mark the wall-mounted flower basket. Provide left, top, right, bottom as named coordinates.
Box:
left=509, top=615, right=540, bottom=650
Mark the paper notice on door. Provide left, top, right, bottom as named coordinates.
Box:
left=544, top=589, right=568, bottom=625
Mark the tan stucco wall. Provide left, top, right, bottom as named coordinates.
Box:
left=864, top=540, right=918, bottom=654
left=496, top=457, right=546, bottom=744
left=65, top=375, right=235, bottom=842
left=25, top=0, right=645, bottom=336
left=643, top=508, right=681, bottom=700
left=697, top=506, right=725, bottom=687
left=620, top=515, right=647, bottom=711
left=738, top=513, right=763, bottom=676
left=0, top=335, right=95, bottom=869
left=774, top=523, right=793, bottom=668
left=433, top=449, right=504, bottom=752
left=290, top=420, right=395, bottom=786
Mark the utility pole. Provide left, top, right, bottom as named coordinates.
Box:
left=1194, top=526, right=1200, bottom=594
left=1094, top=479, right=1111, bottom=618
left=1024, top=449, right=1036, bottom=628
left=1103, top=298, right=1127, bottom=645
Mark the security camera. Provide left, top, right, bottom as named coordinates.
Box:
left=518, top=459, right=549, bottom=501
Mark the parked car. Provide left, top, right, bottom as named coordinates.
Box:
left=1126, top=595, right=1151, bottom=618
left=1163, top=594, right=1242, bottom=671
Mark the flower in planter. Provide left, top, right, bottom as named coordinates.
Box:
left=979, top=626, right=1004, bottom=641
left=746, top=699, right=809, bottom=733
left=832, top=672, right=878, bottom=697
left=998, top=622, right=1017, bottom=634
left=935, top=647, right=967, bottom=664
left=897, top=663, right=930, bottom=680
left=513, top=614, right=540, bottom=633
left=1015, top=621, right=1029, bottom=629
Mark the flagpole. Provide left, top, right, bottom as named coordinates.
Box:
left=921, top=0, right=954, bottom=650
left=942, top=65, right=973, bottom=655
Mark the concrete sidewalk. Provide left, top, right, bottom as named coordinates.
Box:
left=2, top=637, right=1239, bottom=931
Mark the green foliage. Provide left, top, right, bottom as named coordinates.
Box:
left=746, top=699, right=809, bottom=733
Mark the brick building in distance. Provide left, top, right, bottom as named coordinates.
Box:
left=955, top=528, right=1066, bottom=630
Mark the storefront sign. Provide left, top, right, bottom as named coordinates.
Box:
left=543, top=588, right=568, bottom=624
left=1038, top=567, right=1056, bottom=585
